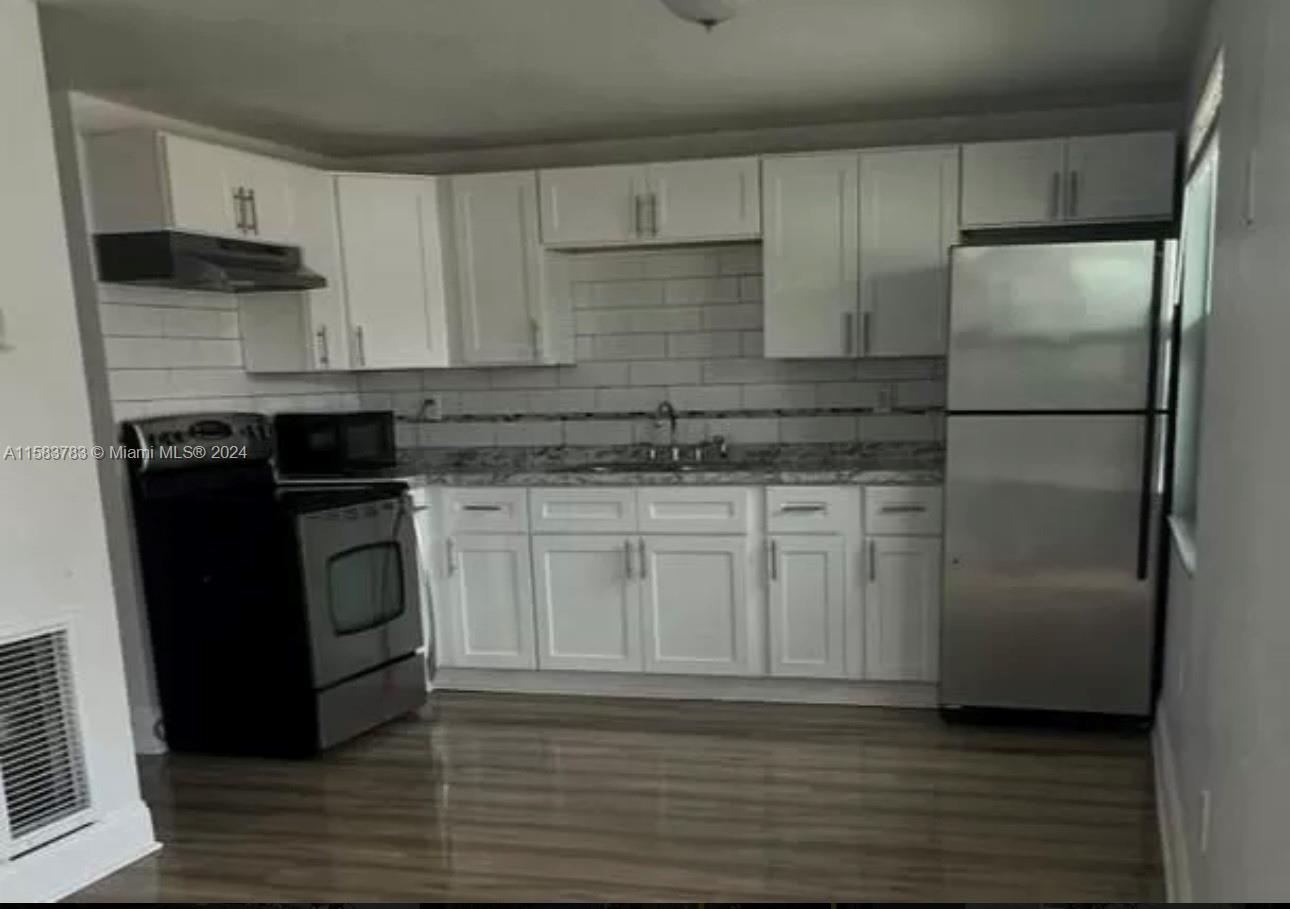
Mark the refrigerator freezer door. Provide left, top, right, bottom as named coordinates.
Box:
left=941, top=415, right=1157, bottom=715
left=947, top=241, right=1158, bottom=412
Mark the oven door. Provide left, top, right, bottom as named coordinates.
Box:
left=295, top=496, right=424, bottom=689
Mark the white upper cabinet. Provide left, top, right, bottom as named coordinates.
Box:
left=858, top=146, right=959, bottom=357
left=1065, top=132, right=1177, bottom=223
left=762, top=153, right=860, bottom=358
left=960, top=139, right=1067, bottom=228
left=767, top=534, right=848, bottom=679
left=961, top=132, right=1176, bottom=227
left=538, top=163, right=643, bottom=246
left=538, top=157, right=759, bottom=247
left=863, top=535, right=942, bottom=683
left=84, top=131, right=300, bottom=243
left=335, top=174, right=452, bottom=369
left=646, top=157, right=761, bottom=242
left=532, top=534, right=643, bottom=672
left=448, top=171, right=546, bottom=365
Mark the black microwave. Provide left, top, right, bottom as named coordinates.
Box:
left=273, top=411, right=397, bottom=476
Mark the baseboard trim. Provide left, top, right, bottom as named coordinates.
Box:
left=432, top=668, right=938, bottom=708
left=0, top=799, right=158, bottom=902
left=1153, top=716, right=1192, bottom=901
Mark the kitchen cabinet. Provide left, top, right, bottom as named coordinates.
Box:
left=532, top=535, right=643, bottom=672
left=767, top=534, right=847, bottom=679
left=334, top=174, right=452, bottom=369
left=240, top=165, right=352, bottom=372
left=859, top=147, right=959, bottom=357
left=84, top=130, right=299, bottom=243
left=439, top=532, right=537, bottom=670
left=640, top=535, right=751, bottom=676
left=762, top=152, right=860, bottom=358
left=863, top=535, right=941, bottom=683
left=960, top=132, right=1176, bottom=228
left=1064, top=132, right=1177, bottom=223
left=538, top=157, right=759, bottom=247
left=449, top=171, right=548, bottom=364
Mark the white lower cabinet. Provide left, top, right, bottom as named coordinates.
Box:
left=767, top=534, right=847, bottom=678
left=440, top=533, right=536, bottom=669
left=532, top=535, right=642, bottom=672
left=640, top=535, right=752, bottom=676
left=863, top=535, right=942, bottom=682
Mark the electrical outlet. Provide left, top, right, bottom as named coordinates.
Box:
left=1200, top=788, right=1212, bottom=854
left=419, top=396, right=443, bottom=421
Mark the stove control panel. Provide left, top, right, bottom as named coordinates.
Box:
left=122, top=412, right=273, bottom=473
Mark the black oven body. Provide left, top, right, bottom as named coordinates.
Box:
left=125, top=413, right=424, bottom=758
left=273, top=410, right=396, bottom=476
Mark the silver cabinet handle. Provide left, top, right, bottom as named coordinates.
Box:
left=1068, top=170, right=1079, bottom=218
left=879, top=504, right=926, bottom=514
left=530, top=317, right=541, bottom=357
left=315, top=325, right=330, bottom=368
left=868, top=539, right=876, bottom=583
left=231, top=188, right=247, bottom=232
left=624, top=539, right=634, bottom=580
left=861, top=311, right=872, bottom=356
left=461, top=504, right=503, bottom=512
left=768, top=538, right=778, bottom=582
left=1050, top=172, right=1061, bottom=220
left=649, top=192, right=661, bottom=236
left=637, top=538, right=647, bottom=578
left=445, top=538, right=457, bottom=575
left=843, top=312, right=855, bottom=356
left=633, top=194, right=646, bottom=236
left=780, top=504, right=826, bottom=514
left=354, top=325, right=366, bottom=367
left=246, top=188, right=259, bottom=235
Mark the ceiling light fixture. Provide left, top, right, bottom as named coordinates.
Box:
left=659, top=0, right=741, bottom=31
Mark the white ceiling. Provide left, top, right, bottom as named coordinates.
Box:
left=38, top=0, right=1208, bottom=157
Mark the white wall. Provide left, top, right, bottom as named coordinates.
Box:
left=1155, top=0, right=1290, bottom=899
left=0, top=0, right=155, bottom=899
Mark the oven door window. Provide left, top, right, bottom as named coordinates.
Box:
left=327, top=542, right=405, bottom=635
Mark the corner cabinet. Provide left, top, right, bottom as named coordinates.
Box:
left=334, top=174, right=453, bottom=369
left=961, top=132, right=1176, bottom=228
left=538, top=157, right=760, bottom=247
left=762, top=147, right=958, bottom=359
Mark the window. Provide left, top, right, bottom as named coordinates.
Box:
left=1170, top=51, right=1222, bottom=567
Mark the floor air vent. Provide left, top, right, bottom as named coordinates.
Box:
left=0, top=627, right=92, bottom=857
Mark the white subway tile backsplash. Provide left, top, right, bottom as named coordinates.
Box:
left=668, top=384, right=742, bottom=411
left=567, top=253, right=647, bottom=283
left=184, top=339, right=243, bottom=368
left=702, top=303, right=763, bottom=331
left=895, top=379, right=946, bottom=407
left=629, top=359, right=701, bottom=387
left=108, top=368, right=173, bottom=400
left=489, top=367, right=560, bottom=389
left=717, top=245, right=763, bottom=275
left=99, top=304, right=164, bottom=338
left=557, top=362, right=632, bottom=388
left=420, top=422, right=496, bottom=447
left=162, top=307, right=239, bottom=338
left=664, top=276, right=739, bottom=305
left=738, top=275, right=764, bottom=302
left=779, top=416, right=858, bottom=443
left=858, top=413, right=944, bottom=442
left=743, top=383, right=816, bottom=410
left=578, top=306, right=702, bottom=334
left=706, top=416, right=780, bottom=444
left=583, top=333, right=667, bottom=360
left=816, top=381, right=882, bottom=409
left=357, top=370, right=424, bottom=392
left=563, top=420, right=634, bottom=446
left=574, top=279, right=664, bottom=309
left=495, top=421, right=562, bottom=447
left=419, top=369, right=494, bottom=391
left=528, top=388, right=597, bottom=413
left=642, top=250, right=721, bottom=279
left=665, top=331, right=742, bottom=359
left=740, top=330, right=764, bottom=357
left=596, top=387, right=663, bottom=412
left=459, top=389, right=530, bottom=415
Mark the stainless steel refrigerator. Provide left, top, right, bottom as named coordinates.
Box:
left=940, top=239, right=1172, bottom=717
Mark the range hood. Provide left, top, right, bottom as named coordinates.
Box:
left=94, top=231, right=326, bottom=294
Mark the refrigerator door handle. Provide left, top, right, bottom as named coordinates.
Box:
left=1134, top=414, right=1155, bottom=580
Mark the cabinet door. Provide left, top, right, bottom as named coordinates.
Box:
left=767, top=535, right=847, bottom=678
left=532, top=535, right=642, bottom=672
left=864, top=536, right=942, bottom=682
left=859, top=147, right=958, bottom=357
left=441, top=533, right=536, bottom=669
left=160, top=133, right=243, bottom=237
left=538, top=164, right=643, bottom=246
left=960, top=139, right=1066, bottom=228
left=640, top=535, right=751, bottom=675
left=762, top=153, right=859, bottom=358
left=1065, top=132, right=1176, bottom=223
left=335, top=175, right=451, bottom=369
left=239, top=153, right=298, bottom=244
left=292, top=168, right=350, bottom=369
left=451, top=171, right=544, bottom=364
left=647, top=157, right=760, bottom=242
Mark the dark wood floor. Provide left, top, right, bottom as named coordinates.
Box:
left=75, top=691, right=1162, bottom=901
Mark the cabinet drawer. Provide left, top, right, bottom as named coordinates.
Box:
left=529, top=488, right=637, bottom=533
left=766, top=486, right=858, bottom=534
left=864, top=486, right=942, bottom=535
left=637, top=487, right=750, bottom=535
left=443, top=488, right=528, bottom=533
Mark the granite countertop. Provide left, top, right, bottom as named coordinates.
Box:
left=391, top=442, right=943, bottom=487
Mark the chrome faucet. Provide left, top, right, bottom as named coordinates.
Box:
left=653, top=401, right=679, bottom=460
